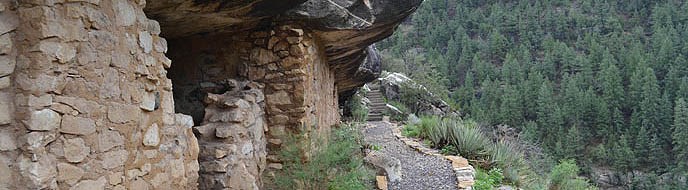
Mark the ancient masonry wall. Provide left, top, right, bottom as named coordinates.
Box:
left=247, top=26, right=340, bottom=170
left=2, top=1, right=199, bottom=189
left=194, top=80, right=267, bottom=189
left=1, top=1, right=343, bottom=189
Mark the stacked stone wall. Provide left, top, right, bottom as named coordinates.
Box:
left=2, top=1, right=199, bottom=189
left=0, top=0, right=19, bottom=189
left=194, top=80, right=267, bottom=189
left=247, top=25, right=340, bottom=172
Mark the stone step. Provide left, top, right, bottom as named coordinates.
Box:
left=367, top=116, right=383, bottom=121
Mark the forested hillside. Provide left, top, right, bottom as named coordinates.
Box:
left=378, top=0, right=688, bottom=187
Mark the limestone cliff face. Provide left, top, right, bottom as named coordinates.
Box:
left=0, top=0, right=420, bottom=189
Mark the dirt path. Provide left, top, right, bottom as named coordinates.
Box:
left=363, top=121, right=459, bottom=190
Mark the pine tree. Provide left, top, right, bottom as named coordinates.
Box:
left=634, top=125, right=651, bottom=167
left=563, top=125, right=583, bottom=160
left=673, top=98, right=688, bottom=172
left=499, top=85, right=522, bottom=127
left=536, top=81, right=563, bottom=148
left=613, top=135, right=635, bottom=172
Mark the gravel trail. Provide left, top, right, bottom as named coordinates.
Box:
left=363, top=121, right=458, bottom=190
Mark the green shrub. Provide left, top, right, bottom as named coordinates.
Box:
left=347, top=95, right=368, bottom=122
left=273, top=124, right=373, bottom=190
left=549, top=159, right=597, bottom=190
left=402, top=125, right=420, bottom=137
left=474, top=168, right=505, bottom=190
left=440, top=144, right=458, bottom=155
left=407, top=116, right=537, bottom=186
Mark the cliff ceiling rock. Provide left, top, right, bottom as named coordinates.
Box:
left=144, top=0, right=421, bottom=97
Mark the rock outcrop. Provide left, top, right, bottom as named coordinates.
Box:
left=144, top=0, right=419, bottom=98
left=0, top=0, right=421, bottom=189
left=377, top=72, right=457, bottom=117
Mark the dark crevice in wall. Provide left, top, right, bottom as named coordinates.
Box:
left=165, top=33, right=249, bottom=125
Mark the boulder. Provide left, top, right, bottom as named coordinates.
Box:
left=377, top=72, right=457, bottom=117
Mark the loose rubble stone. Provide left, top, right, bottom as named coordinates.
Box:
left=25, top=109, right=62, bottom=131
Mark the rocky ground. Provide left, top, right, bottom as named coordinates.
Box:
left=363, top=121, right=458, bottom=190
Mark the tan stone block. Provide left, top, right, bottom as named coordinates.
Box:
left=0, top=33, right=12, bottom=55
left=270, top=115, right=289, bottom=124
left=107, top=103, right=140, bottom=123
left=97, top=130, right=124, bottom=152
left=0, top=76, right=9, bottom=89
left=0, top=132, right=16, bottom=151
left=265, top=91, right=291, bottom=105
left=57, top=163, right=84, bottom=185
left=143, top=123, right=160, bottom=147
left=273, top=41, right=289, bottom=52
left=101, top=150, right=128, bottom=169
left=28, top=94, right=52, bottom=108
left=0, top=92, right=12, bottom=125
left=248, top=67, right=265, bottom=80
left=18, top=154, right=57, bottom=189
left=50, top=103, right=78, bottom=116
left=267, top=36, right=280, bottom=49
left=280, top=57, right=302, bottom=69
left=64, top=137, right=90, bottom=163
left=0, top=10, right=18, bottom=35
left=286, top=37, right=302, bottom=44
left=26, top=131, right=57, bottom=151
left=289, top=44, right=304, bottom=56
left=277, top=50, right=289, bottom=58
left=0, top=55, right=14, bottom=77
left=215, top=126, right=232, bottom=138
left=139, top=92, right=157, bottom=111
left=445, top=155, right=469, bottom=168
left=113, top=0, right=136, bottom=27
left=108, top=172, right=123, bottom=185
left=138, top=31, right=153, bottom=53
left=25, top=109, right=62, bottom=131
left=251, top=48, right=280, bottom=65
left=60, top=115, right=96, bottom=135
left=376, top=176, right=388, bottom=190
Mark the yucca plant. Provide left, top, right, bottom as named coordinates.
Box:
left=427, top=118, right=450, bottom=148
left=448, top=120, right=491, bottom=160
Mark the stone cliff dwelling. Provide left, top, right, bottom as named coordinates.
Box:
left=0, top=0, right=420, bottom=189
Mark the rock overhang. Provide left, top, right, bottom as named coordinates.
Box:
left=144, top=0, right=422, bottom=98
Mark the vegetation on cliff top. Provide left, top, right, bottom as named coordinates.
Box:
left=381, top=0, right=688, bottom=188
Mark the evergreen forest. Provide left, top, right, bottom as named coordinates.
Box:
left=378, top=0, right=688, bottom=187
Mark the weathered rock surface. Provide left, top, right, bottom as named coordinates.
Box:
left=377, top=72, right=457, bottom=117
left=145, top=0, right=421, bottom=98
